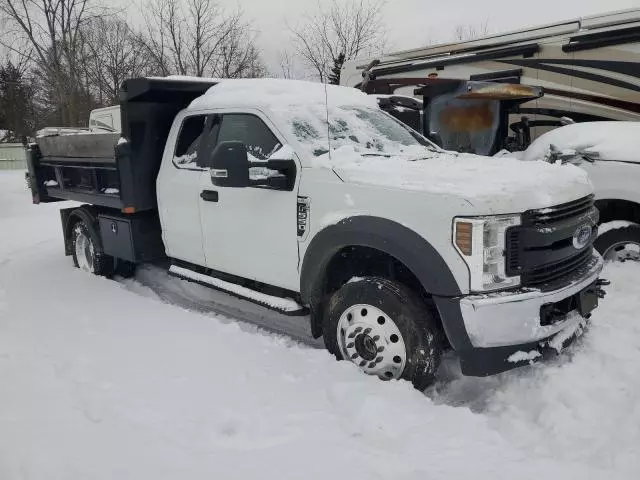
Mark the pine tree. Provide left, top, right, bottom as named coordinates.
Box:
left=328, top=52, right=346, bottom=85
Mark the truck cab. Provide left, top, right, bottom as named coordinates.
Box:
left=26, top=77, right=606, bottom=390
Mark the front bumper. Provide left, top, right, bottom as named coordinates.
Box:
left=436, top=252, right=604, bottom=376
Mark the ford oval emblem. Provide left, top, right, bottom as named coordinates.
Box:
left=573, top=224, right=592, bottom=250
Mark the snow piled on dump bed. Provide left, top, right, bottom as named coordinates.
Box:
left=522, top=122, right=640, bottom=163
left=1, top=170, right=640, bottom=479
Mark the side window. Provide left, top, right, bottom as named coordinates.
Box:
left=217, top=114, right=281, bottom=160
left=174, top=115, right=208, bottom=167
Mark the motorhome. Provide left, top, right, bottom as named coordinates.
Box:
left=341, top=8, right=640, bottom=139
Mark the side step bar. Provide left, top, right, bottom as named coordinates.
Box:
left=169, top=265, right=309, bottom=316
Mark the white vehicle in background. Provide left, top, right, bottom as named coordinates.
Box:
left=89, top=105, right=121, bottom=132
left=35, top=106, right=122, bottom=138
left=521, top=121, right=640, bottom=262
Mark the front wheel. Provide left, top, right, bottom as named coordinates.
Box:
left=323, top=277, right=442, bottom=391
left=595, top=225, right=640, bottom=263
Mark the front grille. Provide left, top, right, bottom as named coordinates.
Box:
left=507, top=195, right=597, bottom=290
left=521, top=247, right=593, bottom=288
left=526, top=195, right=594, bottom=226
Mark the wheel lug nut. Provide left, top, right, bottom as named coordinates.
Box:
left=375, top=356, right=383, bottom=363
left=368, top=362, right=376, bottom=368
left=354, top=327, right=362, bottom=333
left=364, top=327, right=372, bottom=334
left=359, top=360, right=367, bottom=367
left=377, top=346, right=384, bottom=352
left=348, top=332, right=356, bottom=339
left=346, top=342, right=354, bottom=348
left=351, top=353, right=358, bottom=359
left=372, top=335, right=380, bottom=341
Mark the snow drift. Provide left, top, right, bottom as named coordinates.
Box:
left=1, top=170, right=639, bottom=479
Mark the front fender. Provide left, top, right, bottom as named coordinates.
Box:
left=300, top=215, right=462, bottom=304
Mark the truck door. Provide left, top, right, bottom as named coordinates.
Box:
left=156, top=113, right=209, bottom=266
left=198, top=111, right=300, bottom=291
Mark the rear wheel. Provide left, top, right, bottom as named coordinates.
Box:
left=71, top=219, right=115, bottom=276
left=323, top=277, right=442, bottom=391
left=595, top=225, right=640, bottom=263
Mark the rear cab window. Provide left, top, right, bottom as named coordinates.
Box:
left=174, top=115, right=209, bottom=167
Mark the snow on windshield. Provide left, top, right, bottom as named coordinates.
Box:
left=190, top=78, right=436, bottom=160
left=282, top=104, right=432, bottom=157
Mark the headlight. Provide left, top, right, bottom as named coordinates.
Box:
left=453, top=215, right=521, bottom=292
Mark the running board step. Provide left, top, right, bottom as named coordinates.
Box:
left=169, top=265, right=309, bottom=316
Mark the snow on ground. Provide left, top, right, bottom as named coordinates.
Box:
left=1, top=170, right=640, bottom=479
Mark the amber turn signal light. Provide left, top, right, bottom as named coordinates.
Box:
left=455, top=221, right=473, bottom=256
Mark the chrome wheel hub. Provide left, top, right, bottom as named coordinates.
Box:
left=74, top=225, right=95, bottom=273
left=337, top=304, right=407, bottom=380
left=603, top=241, right=640, bottom=263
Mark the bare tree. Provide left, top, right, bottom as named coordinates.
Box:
left=453, top=20, right=490, bottom=41
left=0, top=58, right=37, bottom=139
left=277, top=50, right=295, bottom=79
left=289, top=0, right=387, bottom=83
left=0, top=0, right=108, bottom=125
left=139, top=0, right=266, bottom=78
left=80, top=16, right=154, bottom=105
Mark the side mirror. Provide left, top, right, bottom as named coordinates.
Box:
left=208, top=141, right=250, bottom=188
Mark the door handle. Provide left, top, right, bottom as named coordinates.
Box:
left=200, top=190, right=219, bottom=202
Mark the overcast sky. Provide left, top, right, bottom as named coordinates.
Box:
left=210, top=0, right=639, bottom=76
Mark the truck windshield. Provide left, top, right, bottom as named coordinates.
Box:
left=287, top=105, right=437, bottom=157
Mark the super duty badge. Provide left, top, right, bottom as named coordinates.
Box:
left=297, top=196, right=310, bottom=238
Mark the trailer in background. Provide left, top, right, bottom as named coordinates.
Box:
left=343, top=8, right=640, bottom=146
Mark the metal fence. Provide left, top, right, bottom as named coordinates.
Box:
left=0, top=143, right=27, bottom=170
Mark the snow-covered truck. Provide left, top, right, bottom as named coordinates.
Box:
left=519, top=121, right=640, bottom=262
left=26, top=77, right=606, bottom=389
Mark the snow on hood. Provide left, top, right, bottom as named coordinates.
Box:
left=522, top=122, right=640, bottom=163
left=315, top=146, right=593, bottom=213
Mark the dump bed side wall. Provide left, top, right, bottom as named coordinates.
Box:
left=36, top=133, right=119, bottom=161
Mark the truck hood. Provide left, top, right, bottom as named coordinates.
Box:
left=314, top=146, right=593, bottom=214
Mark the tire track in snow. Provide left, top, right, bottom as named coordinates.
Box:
left=118, top=264, right=324, bottom=348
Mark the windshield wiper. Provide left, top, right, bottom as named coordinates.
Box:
left=361, top=152, right=435, bottom=161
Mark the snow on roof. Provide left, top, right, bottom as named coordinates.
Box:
left=189, top=78, right=377, bottom=110
left=147, top=75, right=223, bottom=83
left=523, top=122, right=640, bottom=163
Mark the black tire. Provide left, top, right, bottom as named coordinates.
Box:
left=595, top=225, right=640, bottom=262
left=71, top=219, right=115, bottom=277
left=323, top=277, right=442, bottom=391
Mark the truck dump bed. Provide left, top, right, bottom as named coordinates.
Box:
left=27, top=77, right=218, bottom=212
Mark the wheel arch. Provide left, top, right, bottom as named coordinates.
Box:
left=61, top=205, right=104, bottom=256
left=300, top=216, right=462, bottom=338
left=595, top=198, right=640, bottom=225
